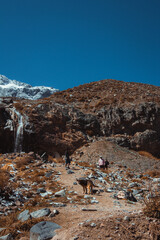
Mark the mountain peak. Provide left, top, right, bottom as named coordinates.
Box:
left=0, top=75, right=59, bottom=100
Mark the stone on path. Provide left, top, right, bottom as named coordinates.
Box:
left=54, top=190, right=66, bottom=197
left=67, top=170, right=74, bottom=174
left=17, top=210, right=31, bottom=222
left=0, top=233, right=13, bottom=240
left=30, top=208, right=51, bottom=218
left=30, top=221, right=61, bottom=240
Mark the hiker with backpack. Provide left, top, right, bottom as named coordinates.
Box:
left=64, top=150, right=71, bottom=169
left=98, top=156, right=105, bottom=169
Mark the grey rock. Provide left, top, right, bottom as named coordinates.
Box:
left=52, top=202, right=66, bottom=207
left=84, top=195, right=93, bottom=199
left=53, top=209, right=59, bottom=215
left=30, top=221, right=61, bottom=240
left=0, top=233, right=13, bottom=240
left=31, top=208, right=51, bottom=218
left=54, top=190, right=66, bottom=197
left=17, top=209, right=31, bottom=222
left=128, top=182, right=139, bottom=188
left=73, top=182, right=77, bottom=185
left=67, top=170, right=74, bottom=174
left=91, top=200, right=99, bottom=204
left=90, top=223, right=96, bottom=227
left=37, top=188, right=46, bottom=193
left=124, top=216, right=130, bottom=221
left=49, top=209, right=59, bottom=217
left=107, top=188, right=116, bottom=192
left=45, top=172, right=53, bottom=178
left=153, top=178, right=160, bottom=183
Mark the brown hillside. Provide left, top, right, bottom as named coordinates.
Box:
left=49, top=79, right=160, bottom=113
left=0, top=79, right=160, bottom=157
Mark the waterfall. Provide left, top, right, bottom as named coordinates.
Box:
left=14, top=109, right=24, bottom=153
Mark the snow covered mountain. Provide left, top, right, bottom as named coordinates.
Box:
left=0, top=75, right=59, bottom=100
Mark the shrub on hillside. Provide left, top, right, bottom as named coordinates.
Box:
left=0, top=169, right=13, bottom=199
left=138, top=151, right=160, bottom=160
left=143, top=191, right=160, bottom=219
left=0, top=169, right=9, bottom=192
left=15, top=156, right=34, bottom=169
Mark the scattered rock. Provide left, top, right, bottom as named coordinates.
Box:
left=37, top=188, right=46, bottom=193
left=90, top=223, right=96, bottom=227
left=67, top=170, right=74, bottom=174
left=30, top=208, right=51, bottom=218
left=52, top=203, right=66, bottom=207
left=17, top=210, right=31, bottom=222
left=30, top=221, right=61, bottom=240
left=0, top=233, right=13, bottom=240
left=54, top=190, right=66, bottom=197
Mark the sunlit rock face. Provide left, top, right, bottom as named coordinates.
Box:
left=0, top=79, right=160, bottom=157
left=0, top=75, right=59, bottom=100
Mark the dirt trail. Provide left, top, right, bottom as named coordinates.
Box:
left=51, top=163, right=143, bottom=240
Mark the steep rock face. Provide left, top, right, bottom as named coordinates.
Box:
left=23, top=102, right=100, bottom=154
left=97, top=103, right=160, bottom=156
left=0, top=98, right=100, bottom=155
left=0, top=99, right=14, bottom=153
left=0, top=79, right=160, bottom=157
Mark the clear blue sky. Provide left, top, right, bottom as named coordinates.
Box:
left=0, top=0, right=160, bottom=90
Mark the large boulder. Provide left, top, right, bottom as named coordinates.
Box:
left=30, top=221, right=61, bottom=240
left=30, top=208, right=51, bottom=218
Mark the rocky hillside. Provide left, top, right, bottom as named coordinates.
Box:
left=0, top=79, right=160, bottom=158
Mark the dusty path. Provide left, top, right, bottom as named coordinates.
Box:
left=50, top=163, right=143, bottom=240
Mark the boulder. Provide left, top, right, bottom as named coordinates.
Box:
left=117, top=191, right=137, bottom=202
left=30, top=221, right=61, bottom=240
left=17, top=210, right=31, bottom=222
left=30, top=208, right=51, bottom=218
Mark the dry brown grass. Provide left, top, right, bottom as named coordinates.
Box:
left=138, top=151, right=160, bottom=161
left=145, top=170, right=160, bottom=178
left=0, top=211, right=46, bottom=239
left=14, top=102, right=24, bottom=112
left=24, top=196, right=46, bottom=207
left=15, top=155, right=34, bottom=169
left=78, top=161, right=96, bottom=169
left=143, top=192, right=160, bottom=219
left=0, top=169, right=11, bottom=192
left=131, top=178, right=143, bottom=183
left=125, top=171, right=134, bottom=179
left=52, top=157, right=64, bottom=163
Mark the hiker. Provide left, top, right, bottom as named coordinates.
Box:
left=98, top=156, right=105, bottom=169
left=65, top=150, right=70, bottom=169
left=105, top=159, right=109, bottom=169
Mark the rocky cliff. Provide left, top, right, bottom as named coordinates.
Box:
left=0, top=79, right=160, bottom=157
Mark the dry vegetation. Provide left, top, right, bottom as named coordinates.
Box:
left=14, top=155, right=34, bottom=169
left=138, top=151, right=160, bottom=161
left=12, top=79, right=160, bottom=117
left=0, top=212, right=46, bottom=239
left=48, top=79, right=160, bottom=113
left=143, top=192, right=160, bottom=219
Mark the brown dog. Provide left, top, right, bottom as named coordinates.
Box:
left=76, top=178, right=96, bottom=194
